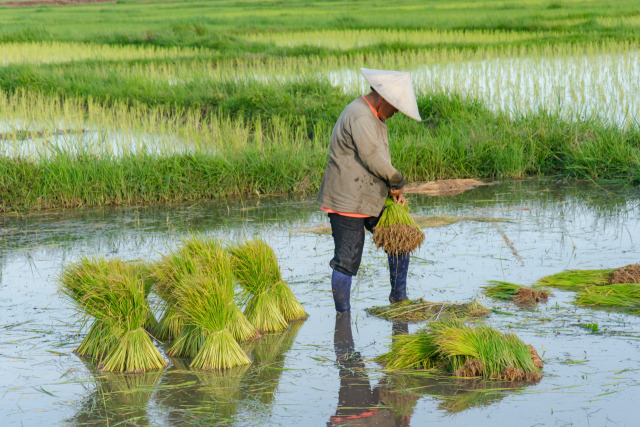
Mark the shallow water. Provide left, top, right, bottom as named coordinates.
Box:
left=1, top=179, right=640, bottom=425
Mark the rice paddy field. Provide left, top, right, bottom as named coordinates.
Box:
left=2, top=179, right=640, bottom=425
left=0, top=0, right=640, bottom=212
left=2, top=0, right=640, bottom=425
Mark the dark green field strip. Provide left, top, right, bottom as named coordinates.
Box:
left=1, top=0, right=639, bottom=46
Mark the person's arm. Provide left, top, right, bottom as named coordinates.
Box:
left=350, top=116, right=405, bottom=190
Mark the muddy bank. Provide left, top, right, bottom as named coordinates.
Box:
left=404, top=179, right=489, bottom=196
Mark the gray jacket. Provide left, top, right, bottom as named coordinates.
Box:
left=317, top=96, right=405, bottom=216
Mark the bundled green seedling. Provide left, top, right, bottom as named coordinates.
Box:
left=367, top=298, right=489, bottom=322
left=59, top=257, right=166, bottom=373
left=173, top=270, right=252, bottom=370
left=535, top=269, right=613, bottom=291
left=378, top=319, right=542, bottom=381
left=59, top=258, right=154, bottom=359
left=373, top=197, right=425, bottom=256
left=229, top=238, right=306, bottom=331
left=575, top=283, right=640, bottom=314
left=151, top=235, right=257, bottom=351
left=482, top=281, right=549, bottom=306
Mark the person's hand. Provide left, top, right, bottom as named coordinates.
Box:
left=389, top=188, right=406, bottom=206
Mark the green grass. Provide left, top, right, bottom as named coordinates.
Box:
left=575, top=283, right=640, bottom=314
left=1, top=0, right=640, bottom=212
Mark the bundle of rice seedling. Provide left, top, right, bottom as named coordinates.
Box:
left=482, top=281, right=549, bottom=306
left=378, top=320, right=542, bottom=381
left=59, top=257, right=166, bottom=373
left=366, top=298, right=489, bottom=322
left=229, top=238, right=306, bottom=330
left=535, top=269, right=612, bottom=291
left=173, top=272, right=251, bottom=370
left=373, top=197, right=425, bottom=256
left=151, top=235, right=258, bottom=345
left=575, top=283, right=640, bottom=314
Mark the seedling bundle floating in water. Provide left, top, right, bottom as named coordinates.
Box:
left=378, top=319, right=543, bottom=381
left=535, top=264, right=640, bottom=314
left=229, top=238, right=307, bottom=332
left=482, top=281, right=549, bottom=306
left=373, top=197, right=425, bottom=256
left=59, top=257, right=166, bottom=373
left=366, top=298, right=489, bottom=322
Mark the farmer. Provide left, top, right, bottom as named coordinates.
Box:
left=318, top=68, right=422, bottom=312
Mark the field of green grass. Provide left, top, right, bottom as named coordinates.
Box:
left=1, top=0, right=639, bottom=212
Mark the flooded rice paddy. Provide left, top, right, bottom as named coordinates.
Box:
left=330, top=50, right=640, bottom=127
left=1, top=179, right=640, bottom=425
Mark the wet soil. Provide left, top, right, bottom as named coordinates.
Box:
left=610, top=263, right=640, bottom=284
left=513, top=287, right=549, bottom=306
left=404, top=179, right=489, bottom=196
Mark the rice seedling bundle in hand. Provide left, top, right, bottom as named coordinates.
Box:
left=373, top=197, right=425, bottom=256
left=378, top=319, right=542, bottom=381
left=151, top=235, right=257, bottom=344
left=482, top=281, right=549, bottom=306
left=59, top=257, right=165, bottom=373
left=173, top=271, right=251, bottom=370
left=229, top=238, right=307, bottom=331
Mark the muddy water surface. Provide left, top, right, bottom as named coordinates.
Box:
left=1, top=179, right=640, bottom=425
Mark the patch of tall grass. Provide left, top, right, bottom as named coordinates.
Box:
left=535, top=269, right=613, bottom=291
left=575, top=283, right=640, bottom=314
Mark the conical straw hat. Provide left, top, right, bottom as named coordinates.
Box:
left=360, top=68, right=422, bottom=121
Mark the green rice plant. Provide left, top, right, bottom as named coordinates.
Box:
left=482, top=281, right=523, bottom=300
left=173, top=272, right=251, bottom=370
left=60, top=257, right=159, bottom=364
left=575, top=283, right=640, bottom=314
left=373, top=197, right=425, bottom=256
left=535, top=269, right=613, bottom=291
left=482, top=281, right=550, bottom=306
left=151, top=235, right=258, bottom=343
left=229, top=238, right=306, bottom=328
left=59, top=256, right=166, bottom=373
left=378, top=320, right=542, bottom=381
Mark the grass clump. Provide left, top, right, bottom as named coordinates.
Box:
left=229, top=238, right=307, bottom=330
left=483, top=281, right=550, bottom=306
left=378, top=320, right=543, bottom=381
left=373, top=197, right=425, bottom=256
left=151, top=235, right=258, bottom=348
left=366, top=298, right=489, bottom=322
left=59, top=257, right=166, bottom=373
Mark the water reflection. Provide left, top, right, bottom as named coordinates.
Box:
left=330, top=314, right=542, bottom=424
left=68, top=361, right=164, bottom=425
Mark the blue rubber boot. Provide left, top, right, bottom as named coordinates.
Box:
left=331, top=269, right=352, bottom=312
left=388, top=254, right=410, bottom=303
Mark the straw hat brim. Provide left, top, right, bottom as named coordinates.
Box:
left=361, top=68, right=421, bottom=121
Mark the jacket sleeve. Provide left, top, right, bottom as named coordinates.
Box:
left=350, top=116, right=405, bottom=189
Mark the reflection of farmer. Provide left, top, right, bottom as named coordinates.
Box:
left=318, top=69, right=422, bottom=312
left=328, top=312, right=414, bottom=426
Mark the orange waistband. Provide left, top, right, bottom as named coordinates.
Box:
left=321, top=206, right=371, bottom=218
